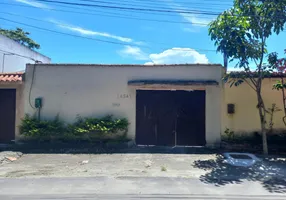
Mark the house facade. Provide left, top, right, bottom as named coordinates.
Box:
left=3, top=63, right=284, bottom=145
left=0, top=34, right=51, bottom=73
left=23, top=64, right=224, bottom=146
left=0, top=73, right=24, bottom=142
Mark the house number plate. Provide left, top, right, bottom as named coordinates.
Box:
left=117, top=94, right=131, bottom=99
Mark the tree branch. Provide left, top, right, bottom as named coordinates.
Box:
left=242, top=78, right=257, bottom=91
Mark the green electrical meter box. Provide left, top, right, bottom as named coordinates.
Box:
left=35, top=97, right=42, bottom=108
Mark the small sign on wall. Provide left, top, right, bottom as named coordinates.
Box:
left=112, top=103, right=120, bottom=107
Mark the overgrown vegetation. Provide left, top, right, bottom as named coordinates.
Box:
left=222, top=130, right=286, bottom=147
left=270, top=50, right=286, bottom=125
left=0, top=28, right=40, bottom=49
left=19, top=114, right=129, bottom=142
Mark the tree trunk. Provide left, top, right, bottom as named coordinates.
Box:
left=257, top=92, right=268, bottom=155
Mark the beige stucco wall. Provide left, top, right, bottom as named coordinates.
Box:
left=222, top=78, right=286, bottom=135
left=0, top=83, right=24, bottom=140
left=24, top=64, right=223, bottom=145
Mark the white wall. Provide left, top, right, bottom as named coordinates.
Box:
left=24, top=64, right=223, bottom=145
left=0, top=35, right=51, bottom=73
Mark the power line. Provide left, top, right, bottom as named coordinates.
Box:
left=126, top=0, right=232, bottom=5
left=1, top=2, right=284, bottom=26
left=0, top=17, right=217, bottom=52
left=0, top=3, right=214, bottom=25
left=31, top=0, right=285, bottom=19
left=0, top=2, right=217, bottom=20
left=0, top=12, right=216, bottom=51
left=0, top=10, right=210, bottom=26
left=77, top=0, right=232, bottom=7
left=73, top=0, right=227, bottom=12
left=0, top=17, right=138, bottom=47
left=34, top=0, right=221, bottom=15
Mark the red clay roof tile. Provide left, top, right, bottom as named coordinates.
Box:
left=0, top=72, right=23, bottom=82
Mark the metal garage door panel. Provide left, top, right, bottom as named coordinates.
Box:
left=176, top=91, right=206, bottom=146
left=155, top=91, right=176, bottom=146
left=136, top=90, right=176, bottom=146
left=0, top=89, right=16, bottom=142
left=136, top=90, right=157, bottom=145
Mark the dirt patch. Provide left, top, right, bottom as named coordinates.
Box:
left=0, top=151, right=23, bottom=165
left=0, top=153, right=216, bottom=178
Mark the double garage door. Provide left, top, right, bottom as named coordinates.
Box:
left=136, top=90, right=206, bottom=146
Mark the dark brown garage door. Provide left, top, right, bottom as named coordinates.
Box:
left=136, top=90, right=205, bottom=146
left=0, top=89, right=16, bottom=142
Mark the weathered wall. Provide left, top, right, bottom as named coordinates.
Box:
left=24, top=64, right=223, bottom=145
left=0, top=35, right=51, bottom=73
left=222, top=78, right=286, bottom=135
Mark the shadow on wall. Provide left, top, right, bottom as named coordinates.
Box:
left=193, top=155, right=286, bottom=193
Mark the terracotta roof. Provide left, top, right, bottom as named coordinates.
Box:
left=0, top=72, right=23, bottom=82
left=227, top=71, right=286, bottom=78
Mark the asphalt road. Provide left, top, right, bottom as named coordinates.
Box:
left=0, top=177, right=285, bottom=200
left=2, top=194, right=286, bottom=200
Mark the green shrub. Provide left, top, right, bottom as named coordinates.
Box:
left=19, top=114, right=129, bottom=142
left=19, top=114, right=65, bottom=137
left=222, top=131, right=286, bottom=146
left=69, top=115, right=128, bottom=135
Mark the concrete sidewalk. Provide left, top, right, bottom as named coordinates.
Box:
left=0, top=153, right=286, bottom=196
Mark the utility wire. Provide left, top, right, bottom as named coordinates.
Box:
left=34, top=0, right=221, bottom=15
left=0, top=2, right=217, bottom=19
left=0, top=12, right=216, bottom=51
left=73, top=0, right=227, bottom=12
left=0, top=11, right=210, bottom=26
left=76, top=0, right=232, bottom=7
left=122, top=0, right=233, bottom=5
left=32, top=0, right=285, bottom=18
left=0, top=49, right=39, bottom=62
left=0, top=17, right=217, bottom=52
left=0, top=17, right=138, bottom=46
left=0, top=3, right=214, bottom=24
left=1, top=2, right=284, bottom=25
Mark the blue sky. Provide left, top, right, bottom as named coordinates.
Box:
left=0, top=0, right=285, bottom=69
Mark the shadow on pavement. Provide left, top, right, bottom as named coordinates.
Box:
left=193, top=155, right=286, bottom=193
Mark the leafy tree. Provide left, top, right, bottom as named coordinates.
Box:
left=269, top=50, right=286, bottom=125
left=0, top=28, right=40, bottom=50
left=209, top=0, right=286, bottom=154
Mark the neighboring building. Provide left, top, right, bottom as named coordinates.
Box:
left=222, top=75, right=286, bottom=135
left=22, top=64, right=224, bottom=146
left=0, top=34, right=51, bottom=73
left=0, top=72, right=24, bottom=142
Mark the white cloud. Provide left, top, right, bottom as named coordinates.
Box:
left=118, top=46, right=148, bottom=60
left=118, top=46, right=209, bottom=64
left=15, top=0, right=50, bottom=9
left=147, top=48, right=209, bottom=64
left=49, top=20, right=133, bottom=43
